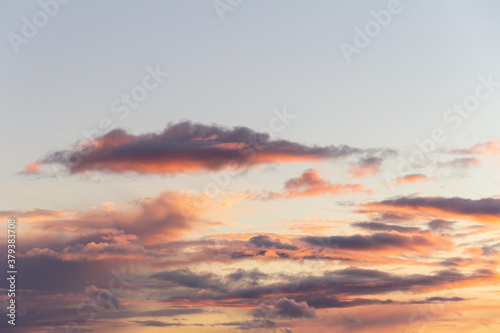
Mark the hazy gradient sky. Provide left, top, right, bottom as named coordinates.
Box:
left=1, top=1, right=500, bottom=332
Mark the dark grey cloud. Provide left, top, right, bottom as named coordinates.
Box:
left=272, top=298, right=316, bottom=319
left=428, top=219, right=456, bottom=232
left=150, top=268, right=270, bottom=293
left=409, top=296, right=466, bottom=304
left=304, top=297, right=394, bottom=309
left=249, top=235, right=298, bottom=250
left=440, top=257, right=472, bottom=267
left=251, top=298, right=316, bottom=321
left=227, top=268, right=269, bottom=285
left=353, top=222, right=420, bottom=233
left=147, top=266, right=491, bottom=308
left=133, top=320, right=203, bottom=327
left=237, top=319, right=277, bottom=330
left=370, top=196, right=500, bottom=219
left=134, top=320, right=182, bottom=327
left=150, top=268, right=224, bottom=291
left=2, top=257, right=125, bottom=292
left=299, top=232, right=434, bottom=251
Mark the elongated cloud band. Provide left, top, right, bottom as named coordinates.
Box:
left=361, top=196, right=500, bottom=222
left=27, top=121, right=394, bottom=175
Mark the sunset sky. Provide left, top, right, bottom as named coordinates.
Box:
left=1, top=1, right=500, bottom=332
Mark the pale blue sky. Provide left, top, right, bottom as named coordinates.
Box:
left=1, top=0, right=500, bottom=213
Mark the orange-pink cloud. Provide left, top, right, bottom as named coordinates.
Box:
left=267, top=169, right=370, bottom=199
left=394, top=174, right=429, bottom=184
left=29, top=121, right=388, bottom=175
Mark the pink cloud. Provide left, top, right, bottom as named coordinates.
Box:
left=267, top=169, right=370, bottom=199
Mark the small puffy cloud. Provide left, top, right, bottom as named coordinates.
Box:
left=251, top=298, right=316, bottom=320
left=267, top=169, right=370, bottom=199
left=22, top=161, right=41, bottom=175
left=349, top=157, right=384, bottom=178
left=394, top=174, right=429, bottom=184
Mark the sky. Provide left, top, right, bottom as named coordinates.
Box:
left=1, top=0, right=500, bottom=332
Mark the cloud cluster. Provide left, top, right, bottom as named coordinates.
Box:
left=146, top=266, right=494, bottom=309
